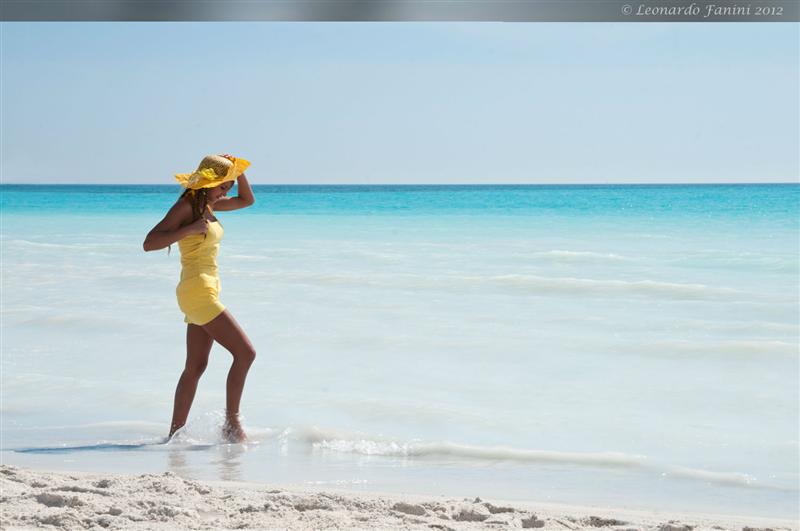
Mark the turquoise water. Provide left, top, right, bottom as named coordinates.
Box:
left=1, top=184, right=798, bottom=518
left=2, top=183, right=797, bottom=218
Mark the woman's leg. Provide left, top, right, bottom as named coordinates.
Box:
left=201, top=309, right=257, bottom=442
left=168, top=324, right=214, bottom=438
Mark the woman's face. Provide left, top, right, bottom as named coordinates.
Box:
left=207, top=181, right=234, bottom=203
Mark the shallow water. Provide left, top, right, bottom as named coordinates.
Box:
left=2, top=184, right=798, bottom=518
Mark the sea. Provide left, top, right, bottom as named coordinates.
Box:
left=1, top=183, right=798, bottom=519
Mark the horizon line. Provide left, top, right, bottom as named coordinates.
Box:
left=2, top=181, right=798, bottom=186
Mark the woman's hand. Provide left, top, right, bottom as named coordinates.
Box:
left=185, top=217, right=209, bottom=236
left=220, top=153, right=245, bottom=178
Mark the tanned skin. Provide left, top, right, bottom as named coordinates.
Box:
left=143, top=155, right=256, bottom=443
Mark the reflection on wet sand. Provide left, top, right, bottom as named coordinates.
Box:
left=215, top=443, right=246, bottom=482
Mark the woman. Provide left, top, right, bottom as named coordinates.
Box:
left=143, top=154, right=256, bottom=443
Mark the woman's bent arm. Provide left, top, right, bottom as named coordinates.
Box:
left=143, top=200, right=192, bottom=252
left=143, top=225, right=191, bottom=252
left=212, top=174, right=255, bottom=212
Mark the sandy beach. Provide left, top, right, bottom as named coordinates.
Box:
left=1, top=464, right=796, bottom=530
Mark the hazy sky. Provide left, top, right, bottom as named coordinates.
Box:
left=1, top=22, right=797, bottom=184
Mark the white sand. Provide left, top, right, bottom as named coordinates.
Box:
left=0, top=464, right=796, bottom=530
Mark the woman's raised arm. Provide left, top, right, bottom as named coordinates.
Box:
left=235, top=173, right=255, bottom=205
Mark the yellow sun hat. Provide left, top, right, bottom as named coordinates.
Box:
left=175, top=154, right=250, bottom=190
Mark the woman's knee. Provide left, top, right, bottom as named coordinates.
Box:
left=237, top=347, right=256, bottom=366
left=184, top=361, right=208, bottom=378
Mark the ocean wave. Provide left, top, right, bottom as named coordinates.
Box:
left=2, top=373, right=99, bottom=395
left=530, top=250, right=630, bottom=263
left=0, top=305, right=53, bottom=315
left=7, top=420, right=165, bottom=432
left=662, top=465, right=759, bottom=487
left=3, top=239, right=128, bottom=251
left=227, top=254, right=271, bottom=262
left=674, top=319, right=799, bottom=337
left=293, top=427, right=788, bottom=491
left=313, top=438, right=647, bottom=468
left=667, top=250, right=799, bottom=271
left=278, top=425, right=648, bottom=468
left=16, top=314, right=130, bottom=329
left=620, top=339, right=798, bottom=358
left=234, top=271, right=750, bottom=301
left=485, top=275, right=745, bottom=300
left=93, top=272, right=166, bottom=281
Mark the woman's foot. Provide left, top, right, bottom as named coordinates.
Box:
left=167, top=422, right=184, bottom=441
left=222, top=414, right=247, bottom=443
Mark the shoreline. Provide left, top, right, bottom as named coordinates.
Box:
left=1, top=465, right=796, bottom=530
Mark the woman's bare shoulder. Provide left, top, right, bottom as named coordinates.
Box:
left=171, top=196, right=194, bottom=216
left=151, top=196, right=193, bottom=232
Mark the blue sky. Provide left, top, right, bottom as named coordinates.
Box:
left=1, top=22, right=797, bottom=184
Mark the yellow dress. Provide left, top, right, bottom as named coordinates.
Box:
left=175, top=208, right=226, bottom=325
